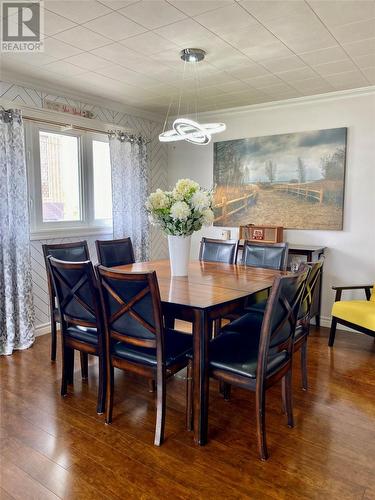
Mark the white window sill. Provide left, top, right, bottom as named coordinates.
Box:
left=30, top=226, right=113, bottom=241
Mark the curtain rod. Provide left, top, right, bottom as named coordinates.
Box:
left=23, top=115, right=120, bottom=136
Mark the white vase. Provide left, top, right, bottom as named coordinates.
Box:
left=168, top=235, right=191, bottom=276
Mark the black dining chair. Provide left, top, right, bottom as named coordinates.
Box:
left=245, top=259, right=324, bottom=391
left=42, top=241, right=90, bottom=362
left=187, top=269, right=308, bottom=460
left=47, top=257, right=106, bottom=414
left=199, top=237, right=239, bottom=264
left=242, top=241, right=289, bottom=270
left=95, top=237, right=135, bottom=268
left=96, top=266, right=193, bottom=446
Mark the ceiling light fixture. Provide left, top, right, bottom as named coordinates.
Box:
left=159, top=48, right=226, bottom=146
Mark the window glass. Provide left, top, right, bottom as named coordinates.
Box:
left=93, top=140, right=112, bottom=221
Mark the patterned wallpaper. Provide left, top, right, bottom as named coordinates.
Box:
left=0, top=80, right=169, bottom=330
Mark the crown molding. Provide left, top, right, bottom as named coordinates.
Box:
left=194, top=86, right=375, bottom=120
left=1, top=71, right=165, bottom=123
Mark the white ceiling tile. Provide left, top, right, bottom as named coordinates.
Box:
left=240, top=0, right=309, bottom=23
left=44, top=37, right=83, bottom=58
left=353, top=53, right=375, bottom=68
left=1, top=51, right=57, bottom=67
left=194, top=3, right=258, bottom=34
left=220, top=24, right=278, bottom=49
left=41, top=10, right=77, bottom=36
left=343, top=38, right=375, bottom=57
left=243, top=73, right=283, bottom=88
left=84, top=12, right=146, bottom=41
left=120, top=31, right=180, bottom=55
left=291, top=77, right=333, bottom=93
left=277, top=66, right=317, bottom=82
left=45, top=1, right=112, bottom=23
left=65, top=52, right=114, bottom=70
left=313, top=59, right=358, bottom=77
left=307, top=0, right=375, bottom=28
left=208, top=50, right=253, bottom=71
left=330, top=19, right=375, bottom=44
left=91, top=43, right=150, bottom=70
left=260, top=55, right=305, bottom=73
left=168, top=0, right=233, bottom=17
left=324, top=70, right=368, bottom=89
left=299, top=46, right=348, bottom=66
left=155, top=18, right=212, bottom=45
left=54, top=26, right=112, bottom=51
left=119, top=0, right=186, bottom=29
left=241, top=41, right=294, bottom=61
left=284, top=32, right=338, bottom=54
left=212, top=80, right=253, bottom=94
left=362, top=66, right=375, bottom=82
left=98, top=0, right=139, bottom=9
left=227, top=63, right=268, bottom=79
left=43, top=61, right=88, bottom=76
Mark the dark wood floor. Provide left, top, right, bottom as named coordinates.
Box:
left=1, top=325, right=375, bottom=499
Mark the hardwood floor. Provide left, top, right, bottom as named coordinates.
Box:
left=1, top=325, right=375, bottom=499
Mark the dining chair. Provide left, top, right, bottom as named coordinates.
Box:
left=246, top=259, right=324, bottom=391
left=242, top=241, right=289, bottom=270
left=42, top=241, right=90, bottom=362
left=96, top=266, right=193, bottom=446
left=187, top=269, right=308, bottom=460
left=199, top=237, right=239, bottom=264
left=95, top=237, right=135, bottom=268
left=47, top=257, right=106, bottom=414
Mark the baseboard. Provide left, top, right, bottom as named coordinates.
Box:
left=35, top=323, right=51, bottom=337
left=313, top=315, right=358, bottom=333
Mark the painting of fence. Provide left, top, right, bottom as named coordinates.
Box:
left=213, top=128, right=347, bottom=230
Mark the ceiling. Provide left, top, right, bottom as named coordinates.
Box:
left=1, top=0, right=375, bottom=115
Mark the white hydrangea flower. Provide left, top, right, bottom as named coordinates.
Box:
left=170, top=201, right=191, bottom=220
left=202, top=208, right=214, bottom=225
left=191, top=190, right=210, bottom=211
left=172, top=178, right=199, bottom=200
left=147, top=189, right=169, bottom=210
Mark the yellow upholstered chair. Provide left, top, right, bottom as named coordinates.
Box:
left=328, top=284, right=375, bottom=346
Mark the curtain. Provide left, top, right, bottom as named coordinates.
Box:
left=0, top=109, right=34, bottom=355
left=109, top=136, right=150, bottom=262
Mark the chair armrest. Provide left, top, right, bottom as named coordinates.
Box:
left=332, top=285, right=373, bottom=302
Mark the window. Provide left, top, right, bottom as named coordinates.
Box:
left=26, top=123, right=112, bottom=236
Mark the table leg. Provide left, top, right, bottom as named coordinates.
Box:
left=192, top=308, right=211, bottom=446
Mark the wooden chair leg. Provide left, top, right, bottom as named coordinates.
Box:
left=213, top=319, right=221, bottom=338
left=154, top=369, right=166, bottom=446
left=281, top=378, right=286, bottom=414
left=186, top=360, right=193, bottom=431
left=80, top=352, right=88, bottom=380
left=105, top=365, right=114, bottom=424
left=148, top=379, right=156, bottom=393
left=51, top=319, right=57, bottom=362
left=328, top=318, right=337, bottom=347
left=256, top=387, right=268, bottom=461
left=301, top=339, right=308, bottom=391
left=97, top=353, right=106, bottom=415
left=222, top=382, right=231, bottom=401
left=282, top=370, right=294, bottom=428
left=61, top=346, right=73, bottom=396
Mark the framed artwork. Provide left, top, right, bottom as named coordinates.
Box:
left=213, top=127, right=347, bottom=230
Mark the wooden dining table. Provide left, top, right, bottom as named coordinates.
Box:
left=115, top=259, right=286, bottom=446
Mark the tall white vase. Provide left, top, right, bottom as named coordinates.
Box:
left=168, top=235, right=191, bottom=276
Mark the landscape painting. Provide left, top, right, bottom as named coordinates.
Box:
left=213, top=128, right=347, bottom=230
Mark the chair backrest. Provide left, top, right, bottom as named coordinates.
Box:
left=96, top=266, right=164, bottom=356
left=242, top=241, right=289, bottom=270
left=47, top=257, right=102, bottom=331
left=258, top=269, right=308, bottom=380
left=199, top=237, right=239, bottom=264
left=298, top=259, right=324, bottom=321
left=42, top=241, right=90, bottom=303
left=96, top=238, right=135, bottom=268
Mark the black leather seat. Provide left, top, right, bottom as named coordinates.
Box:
left=199, top=237, right=239, bottom=264
left=113, top=329, right=192, bottom=367
left=209, top=330, right=289, bottom=379
left=66, top=326, right=99, bottom=345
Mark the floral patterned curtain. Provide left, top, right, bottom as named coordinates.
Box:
left=109, top=134, right=150, bottom=262
left=0, top=109, right=34, bottom=355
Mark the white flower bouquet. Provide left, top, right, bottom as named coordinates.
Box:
left=146, top=178, right=214, bottom=237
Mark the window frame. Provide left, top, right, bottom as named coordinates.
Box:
left=26, top=122, right=113, bottom=239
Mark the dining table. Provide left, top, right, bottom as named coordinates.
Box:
left=114, top=259, right=287, bottom=446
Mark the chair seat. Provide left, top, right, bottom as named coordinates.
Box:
left=66, top=325, right=98, bottom=344
left=112, top=329, right=192, bottom=368
left=332, top=300, right=375, bottom=331
left=221, top=311, right=264, bottom=334
left=209, top=330, right=289, bottom=379
left=245, top=300, right=267, bottom=314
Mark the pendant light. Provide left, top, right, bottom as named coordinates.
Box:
left=159, top=48, right=226, bottom=146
